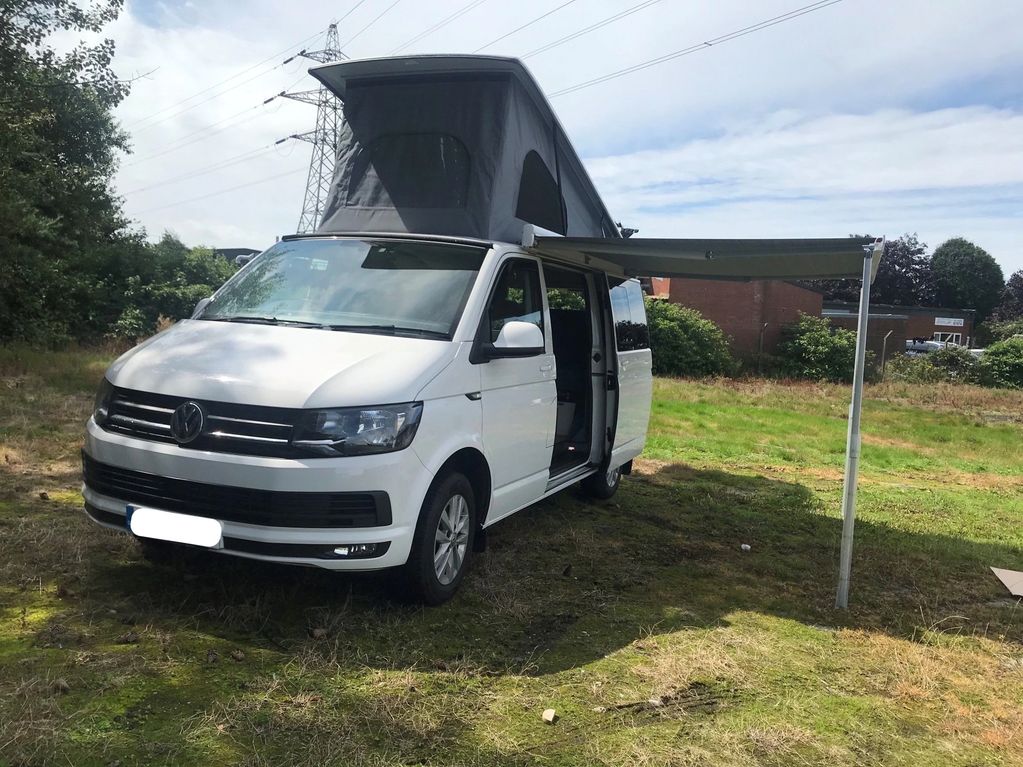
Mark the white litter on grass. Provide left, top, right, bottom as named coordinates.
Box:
left=990, top=567, right=1023, bottom=597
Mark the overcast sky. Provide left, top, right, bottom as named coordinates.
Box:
left=107, top=0, right=1023, bottom=274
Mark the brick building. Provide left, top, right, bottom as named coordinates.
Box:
left=824, top=302, right=976, bottom=347
left=666, top=278, right=823, bottom=357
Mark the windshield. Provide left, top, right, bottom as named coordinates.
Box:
left=199, top=238, right=487, bottom=338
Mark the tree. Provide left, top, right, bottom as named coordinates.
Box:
left=994, top=270, right=1023, bottom=320
left=931, top=238, right=1004, bottom=321
left=0, top=0, right=132, bottom=343
left=806, top=234, right=935, bottom=306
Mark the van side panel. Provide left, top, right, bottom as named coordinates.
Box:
left=609, top=279, right=653, bottom=466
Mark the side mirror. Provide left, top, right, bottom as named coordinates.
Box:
left=481, top=321, right=544, bottom=359
left=191, top=297, right=212, bottom=318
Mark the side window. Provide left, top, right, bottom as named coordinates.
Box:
left=609, top=278, right=648, bottom=351
left=486, top=259, right=545, bottom=343
left=625, top=279, right=650, bottom=350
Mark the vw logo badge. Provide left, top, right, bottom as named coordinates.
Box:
left=170, top=401, right=205, bottom=445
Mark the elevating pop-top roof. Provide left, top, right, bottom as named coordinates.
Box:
left=309, top=55, right=620, bottom=243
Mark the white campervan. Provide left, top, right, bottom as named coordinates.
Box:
left=83, top=55, right=877, bottom=604
left=83, top=235, right=652, bottom=603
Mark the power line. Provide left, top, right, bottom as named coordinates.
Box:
left=126, top=26, right=329, bottom=131
left=472, top=0, right=579, bottom=54
left=548, top=0, right=844, bottom=98
left=121, top=144, right=277, bottom=194
left=343, top=0, right=404, bottom=49
left=125, top=98, right=273, bottom=166
left=134, top=166, right=307, bottom=215
left=391, top=0, right=489, bottom=55
left=337, top=0, right=372, bottom=23
left=522, top=0, right=664, bottom=59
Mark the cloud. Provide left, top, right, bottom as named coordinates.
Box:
left=102, top=0, right=1023, bottom=272
left=589, top=105, right=1023, bottom=272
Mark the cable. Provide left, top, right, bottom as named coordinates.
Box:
left=127, top=25, right=329, bottom=130
left=472, top=0, right=579, bottom=54
left=134, top=166, right=307, bottom=215
left=391, top=0, right=489, bottom=55
left=125, top=106, right=267, bottom=166
left=522, top=0, right=663, bottom=59
left=343, top=0, right=404, bottom=49
left=120, top=145, right=276, bottom=194
left=548, top=0, right=844, bottom=98
left=337, top=0, right=371, bottom=23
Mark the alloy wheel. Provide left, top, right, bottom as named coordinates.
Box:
left=434, top=494, right=470, bottom=585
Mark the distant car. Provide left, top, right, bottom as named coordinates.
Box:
left=905, top=340, right=945, bottom=356
left=969, top=348, right=985, bottom=358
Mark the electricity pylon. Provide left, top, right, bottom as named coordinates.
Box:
left=280, top=24, right=345, bottom=233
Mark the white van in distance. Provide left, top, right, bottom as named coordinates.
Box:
left=83, top=235, right=653, bottom=603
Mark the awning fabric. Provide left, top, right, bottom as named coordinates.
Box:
left=535, top=236, right=884, bottom=281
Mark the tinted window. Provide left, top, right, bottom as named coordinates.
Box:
left=516, top=150, right=566, bottom=234
left=486, top=259, right=544, bottom=343
left=346, top=133, right=470, bottom=209
left=609, top=278, right=649, bottom=351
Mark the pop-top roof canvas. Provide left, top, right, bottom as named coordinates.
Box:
left=309, top=55, right=620, bottom=243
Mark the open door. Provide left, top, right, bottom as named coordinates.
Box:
left=606, top=278, right=653, bottom=469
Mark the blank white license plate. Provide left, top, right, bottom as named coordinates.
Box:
left=127, top=505, right=223, bottom=548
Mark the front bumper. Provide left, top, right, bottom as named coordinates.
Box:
left=82, top=418, right=435, bottom=571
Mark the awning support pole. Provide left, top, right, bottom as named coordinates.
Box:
left=835, top=243, right=877, bottom=609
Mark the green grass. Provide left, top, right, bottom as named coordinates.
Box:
left=1, top=350, right=1022, bottom=765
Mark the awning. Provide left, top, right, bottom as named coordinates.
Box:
left=535, top=236, right=884, bottom=281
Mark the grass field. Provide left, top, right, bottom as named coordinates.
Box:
left=1, top=347, right=1022, bottom=766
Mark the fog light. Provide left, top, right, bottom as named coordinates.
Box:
left=333, top=543, right=378, bottom=557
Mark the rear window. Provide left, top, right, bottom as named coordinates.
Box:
left=609, top=278, right=649, bottom=352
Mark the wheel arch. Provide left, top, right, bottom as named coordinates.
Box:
left=434, top=447, right=492, bottom=531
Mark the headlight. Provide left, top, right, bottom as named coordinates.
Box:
left=93, top=378, right=114, bottom=426
left=291, top=402, right=423, bottom=456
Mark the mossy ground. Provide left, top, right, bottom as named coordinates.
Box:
left=1, top=350, right=1021, bottom=765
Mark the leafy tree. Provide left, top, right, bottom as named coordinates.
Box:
left=0, top=0, right=132, bottom=343
left=931, top=238, right=1004, bottom=321
left=777, top=313, right=864, bottom=382
left=807, top=234, right=935, bottom=305
left=993, top=270, right=1023, bottom=320
left=644, top=298, right=735, bottom=377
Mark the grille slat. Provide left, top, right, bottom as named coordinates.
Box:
left=83, top=454, right=391, bottom=528
left=105, top=388, right=300, bottom=458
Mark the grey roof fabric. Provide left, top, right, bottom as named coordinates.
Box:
left=534, top=237, right=885, bottom=281
left=309, top=55, right=620, bottom=242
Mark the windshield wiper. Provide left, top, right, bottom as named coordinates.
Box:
left=205, top=316, right=322, bottom=328
left=323, top=324, right=449, bottom=339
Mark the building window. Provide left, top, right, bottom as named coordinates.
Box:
left=933, top=332, right=962, bottom=345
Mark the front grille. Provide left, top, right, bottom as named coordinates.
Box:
left=82, top=454, right=391, bottom=528
left=103, top=388, right=299, bottom=458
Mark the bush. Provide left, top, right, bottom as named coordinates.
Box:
left=644, top=298, right=735, bottom=377
left=980, top=318, right=1023, bottom=345
left=884, top=355, right=945, bottom=384
left=777, top=314, right=865, bottom=382
left=927, top=345, right=981, bottom=383
left=884, top=346, right=979, bottom=384
left=979, top=337, right=1023, bottom=389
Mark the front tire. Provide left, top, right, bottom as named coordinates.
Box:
left=582, top=463, right=622, bottom=500
left=401, top=472, right=476, bottom=605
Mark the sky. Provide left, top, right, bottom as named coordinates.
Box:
left=103, top=0, right=1023, bottom=274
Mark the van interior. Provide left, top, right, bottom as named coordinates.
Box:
left=544, top=265, right=599, bottom=476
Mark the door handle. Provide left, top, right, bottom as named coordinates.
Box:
left=540, top=363, right=553, bottom=372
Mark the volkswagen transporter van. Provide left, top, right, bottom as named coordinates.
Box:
left=83, top=55, right=879, bottom=603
